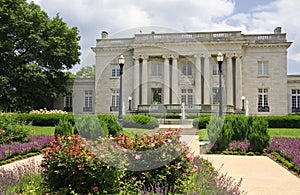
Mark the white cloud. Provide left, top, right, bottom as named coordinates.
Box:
left=30, top=0, right=300, bottom=73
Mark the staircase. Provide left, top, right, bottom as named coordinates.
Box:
left=158, top=119, right=199, bottom=135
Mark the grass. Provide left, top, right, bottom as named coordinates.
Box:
left=268, top=128, right=300, bottom=138
left=29, top=126, right=55, bottom=135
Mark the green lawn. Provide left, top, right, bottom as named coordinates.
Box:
left=29, top=126, right=55, bottom=135
left=268, top=128, right=300, bottom=138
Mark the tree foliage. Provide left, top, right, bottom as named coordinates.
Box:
left=75, top=64, right=95, bottom=78
left=0, top=0, right=80, bottom=112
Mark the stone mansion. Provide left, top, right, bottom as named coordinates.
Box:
left=54, top=27, right=300, bottom=116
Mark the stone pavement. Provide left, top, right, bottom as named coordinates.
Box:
left=201, top=155, right=300, bottom=195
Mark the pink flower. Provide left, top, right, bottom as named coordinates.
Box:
left=182, top=173, right=186, bottom=177
left=151, top=142, right=156, bottom=147
left=192, top=165, right=198, bottom=172
left=186, top=153, right=194, bottom=161
left=135, top=154, right=142, bottom=160
left=185, top=168, right=189, bottom=173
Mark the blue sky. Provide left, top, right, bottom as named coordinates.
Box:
left=31, top=0, right=300, bottom=74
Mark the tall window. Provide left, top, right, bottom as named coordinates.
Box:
left=110, top=89, right=119, bottom=111
left=258, top=61, right=269, bottom=76
left=64, top=95, right=72, bottom=112
left=181, top=89, right=193, bottom=105
left=258, top=88, right=269, bottom=112
left=152, top=88, right=162, bottom=104
left=83, top=91, right=93, bottom=112
left=152, top=64, right=162, bottom=76
left=182, top=64, right=192, bottom=76
left=292, top=89, right=300, bottom=112
left=212, top=88, right=219, bottom=104
left=111, top=65, right=120, bottom=77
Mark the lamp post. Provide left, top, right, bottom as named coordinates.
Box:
left=217, top=52, right=224, bottom=118
left=118, top=55, right=125, bottom=129
left=128, top=96, right=132, bottom=111
left=241, top=96, right=245, bottom=111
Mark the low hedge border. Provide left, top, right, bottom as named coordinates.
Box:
left=193, top=115, right=300, bottom=129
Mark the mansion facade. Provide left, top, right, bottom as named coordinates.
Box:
left=54, top=27, right=300, bottom=115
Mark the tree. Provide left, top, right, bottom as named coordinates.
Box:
left=0, top=0, right=80, bottom=112
left=75, top=64, right=95, bottom=78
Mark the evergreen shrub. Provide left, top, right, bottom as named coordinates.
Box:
left=123, top=114, right=159, bottom=129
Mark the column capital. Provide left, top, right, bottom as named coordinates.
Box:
left=162, top=55, right=170, bottom=59
left=133, top=56, right=140, bottom=60
left=170, top=54, right=179, bottom=59
left=233, top=53, right=242, bottom=59
left=141, top=55, right=149, bottom=60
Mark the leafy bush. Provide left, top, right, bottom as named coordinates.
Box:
left=192, top=115, right=211, bottom=129
left=93, top=129, right=196, bottom=194
left=54, top=117, right=76, bottom=135
left=42, top=134, right=121, bottom=194
left=207, top=115, right=233, bottom=151
left=247, top=117, right=270, bottom=153
left=74, top=114, right=108, bottom=140
left=123, top=114, right=159, bottom=129
left=261, top=115, right=300, bottom=128
left=12, top=113, right=74, bottom=126
left=97, top=114, right=121, bottom=136
left=0, top=115, right=30, bottom=144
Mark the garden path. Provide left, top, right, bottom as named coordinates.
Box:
left=202, top=154, right=300, bottom=195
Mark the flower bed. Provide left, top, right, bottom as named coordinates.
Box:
left=0, top=135, right=54, bottom=162
left=266, top=137, right=300, bottom=173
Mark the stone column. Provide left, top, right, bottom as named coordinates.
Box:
left=194, top=54, right=202, bottom=104
left=226, top=55, right=234, bottom=106
left=235, top=55, right=243, bottom=109
left=141, top=56, right=148, bottom=105
left=171, top=55, right=179, bottom=104
left=133, top=57, right=140, bottom=110
left=163, top=55, right=170, bottom=104
left=203, top=55, right=211, bottom=104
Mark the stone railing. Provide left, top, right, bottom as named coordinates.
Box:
left=244, top=34, right=287, bottom=43
left=137, top=104, right=235, bottom=114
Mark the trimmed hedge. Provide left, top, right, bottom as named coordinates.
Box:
left=122, top=114, right=159, bottom=129
left=0, top=113, right=121, bottom=136
left=260, top=115, right=300, bottom=128
left=193, top=115, right=300, bottom=129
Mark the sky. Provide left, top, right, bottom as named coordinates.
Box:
left=30, top=0, right=300, bottom=74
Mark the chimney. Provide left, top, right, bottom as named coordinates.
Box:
left=101, top=31, right=108, bottom=39
left=274, top=27, right=282, bottom=34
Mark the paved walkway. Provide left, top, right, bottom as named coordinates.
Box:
left=201, top=155, right=300, bottom=195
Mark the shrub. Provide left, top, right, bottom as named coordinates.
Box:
left=207, top=115, right=233, bottom=151
left=13, top=113, right=74, bottom=126
left=229, top=115, right=248, bottom=141
left=74, top=114, right=108, bottom=140
left=93, top=129, right=196, bottom=194
left=0, top=115, right=30, bottom=144
left=123, top=114, right=159, bottom=129
left=54, top=117, right=76, bottom=135
left=42, top=134, right=121, bottom=194
left=193, top=115, right=211, bottom=129
left=247, top=118, right=270, bottom=153
left=97, top=114, right=121, bottom=136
